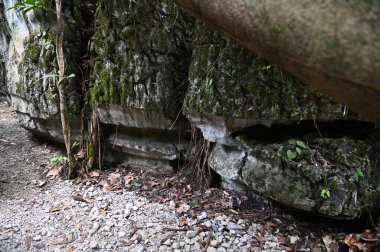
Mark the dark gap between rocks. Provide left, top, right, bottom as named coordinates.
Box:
left=232, top=120, right=376, bottom=143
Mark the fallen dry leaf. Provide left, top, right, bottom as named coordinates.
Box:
left=98, top=180, right=113, bottom=190
left=176, top=205, right=185, bottom=214
left=228, top=209, right=240, bottom=215
left=38, top=180, right=47, bottom=187
left=344, top=234, right=363, bottom=251
left=124, top=175, right=134, bottom=184
left=63, top=203, right=74, bottom=210
left=72, top=194, right=93, bottom=204
left=50, top=207, right=61, bottom=212
left=46, top=166, right=62, bottom=177
left=66, top=244, right=74, bottom=252
left=75, top=222, right=83, bottom=230
left=89, top=170, right=101, bottom=177
left=107, top=172, right=121, bottom=185
left=75, top=149, right=86, bottom=159
left=25, top=236, right=32, bottom=250
left=179, top=219, right=189, bottom=226
left=51, top=237, right=66, bottom=245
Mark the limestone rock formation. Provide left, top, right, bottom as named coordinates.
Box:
left=0, top=0, right=379, bottom=218
left=0, top=0, right=89, bottom=141
left=89, top=0, right=193, bottom=171
left=184, top=23, right=379, bottom=218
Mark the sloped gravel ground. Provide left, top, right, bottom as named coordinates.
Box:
left=4, top=101, right=379, bottom=252
left=0, top=102, right=284, bottom=252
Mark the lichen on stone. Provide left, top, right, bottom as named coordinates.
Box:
left=184, top=22, right=356, bottom=121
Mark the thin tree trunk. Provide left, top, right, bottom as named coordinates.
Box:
left=55, top=0, right=72, bottom=174
left=88, top=110, right=99, bottom=170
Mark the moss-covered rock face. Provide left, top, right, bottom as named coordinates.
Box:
left=90, top=0, right=193, bottom=120
left=1, top=1, right=90, bottom=141
left=0, top=2, right=10, bottom=101
left=184, top=23, right=358, bottom=143
left=210, top=137, right=378, bottom=219
left=88, top=0, right=194, bottom=171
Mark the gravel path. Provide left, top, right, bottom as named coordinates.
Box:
left=0, top=102, right=283, bottom=252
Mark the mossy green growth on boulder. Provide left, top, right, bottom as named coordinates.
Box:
left=209, top=136, right=378, bottom=219
left=89, top=0, right=194, bottom=120
left=16, top=31, right=60, bottom=118
left=184, top=23, right=354, bottom=121
left=5, top=1, right=90, bottom=142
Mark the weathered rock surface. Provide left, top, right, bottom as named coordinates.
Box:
left=209, top=137, right=379, bottom=219
left=181, top=23, right=380, bottom=218
left=89, top=0, right=193, bottom=171
left=1, top=0, right=379, bottom=218
left=0, top=0, right=90, bottom=141
left=184, top=23, right=356, bottom=144
left=0, top=1, right=10, bottom=101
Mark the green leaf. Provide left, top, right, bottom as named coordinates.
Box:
left=353, top=173, right=359, bottom=182
left=296, top=147, right=302, bottom=155
left=288, top=139, right=297, bottom=145
left=296, top=140, right=306, bottom=148
left=25, top=0, right=36, bottom=5
left=357, top=168, right=364, bottom=178
left=287, top=150, right=297, bottom=160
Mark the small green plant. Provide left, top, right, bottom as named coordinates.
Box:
left=51, top=153, right=68, bottom=166
left=205, top=78, right=213, bottom=89
left=349, top=155, right=369, bottom=183
left=287, top=139, right=307, bottom=161
left=365, top=185, right=375, bottom=197
left=349, top=168, right=364, bottom=183
left=320, top=188, right=331, bottom=199
left=162, top=180, right=169, bottom=188
left=362, top=155, right=370, bottom=167
left=7, top=0, right=46, bottom=14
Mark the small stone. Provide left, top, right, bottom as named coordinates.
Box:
left=204, top=220, right=212, bottom=228
left=221, top=243, right=230, bottom=248
left=210, top=240, right=219, bottom=247
left=118, top=231, right=126, bottom=238
left=89, top=223, right=100, bottom=235
left=169, top=201, right=176, bottom=209
left=124, top=209, right=131, bottom=218
left=186, top=230, right=198, bottom=239
left=227, top=223, right=243, bottom=230
left=133, top=245, right=144, bottom=252
left=197, top=211, right=207, bottom=220
left=172, top=242, right=180, bottom=249
left=194, top=242, right=201, bottom=250
left=90, top=213, right=99, bottom=221
left=33, top=235, right=41, bottom=241
left=290, top=235, right=299, bottom=244
left=163, top=239, right=171, bottom=246
left=206, top=247, right=217, bottom=252
left=183, top=204, right=191, bottom=212
left=89, top=240, right=98, bottom=249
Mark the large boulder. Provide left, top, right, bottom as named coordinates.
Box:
left=0, top=1, right=10, bottom=100
left=209, top=137, right=378, bottom=219
left=184, top=23, right=356, bottom=144
left=89, top=0, right=194, bottom=171
left=185, top=24, right=379, bottom=219
left=0, top=0, right=90, bottom=142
